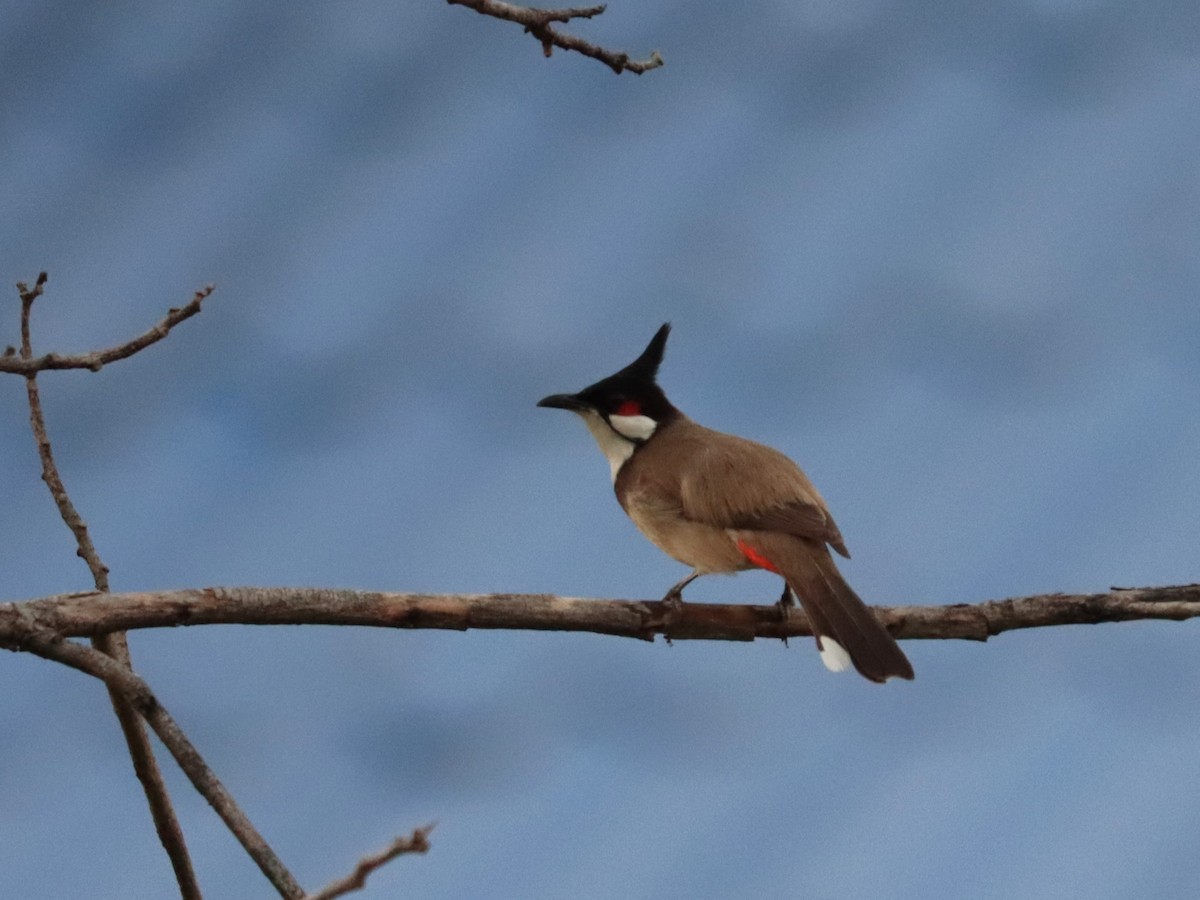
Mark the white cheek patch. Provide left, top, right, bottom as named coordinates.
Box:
left=578, top=410, right=637, bottom=482
left=608, top=413, right=657, bottom=442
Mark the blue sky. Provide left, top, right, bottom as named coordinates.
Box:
left=2, top=2, right=1199, bottom=898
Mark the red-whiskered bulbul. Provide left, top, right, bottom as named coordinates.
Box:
left=538, top=323, right=913, bottom=683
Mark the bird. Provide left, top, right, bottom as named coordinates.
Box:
left=537, top=323, right=913, bottom=683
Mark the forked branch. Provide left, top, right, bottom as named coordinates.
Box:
left=2, top=280, right=213, bottom=374
left=447, top=0, right=663, bottom=74
left=5, top=274, right=428, bottom=898
left=14, top=273, right=201, bottom=899
left=1, top=614, right=306, bottom=899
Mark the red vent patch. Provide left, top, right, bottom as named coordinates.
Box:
left=736, top=539, right=779, bottom=573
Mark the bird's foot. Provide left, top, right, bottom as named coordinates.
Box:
left=645, top=572, right=700, bottom=644
left=650, top=587, right=687, bottom=645
left=661, top=586, right=687, bottom=611
left=776, top=585, right=795, bottom=647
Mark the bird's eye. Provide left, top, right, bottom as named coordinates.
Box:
left=615, top=400, right=641, bottom=417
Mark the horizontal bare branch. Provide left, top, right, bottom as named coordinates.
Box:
left=4, top=584, right=1198, bottom=645
left=1, top=285, right=213, bottom=374
left=448, top=0, right=663, bottom=75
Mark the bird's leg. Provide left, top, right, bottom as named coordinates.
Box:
left=776, top=583, right=796, bottom=612
left=649, top=570, right=701, bottom=644
left=661, top=570, right=701, bottom=610
left=776, top=583, right=795, bottom=646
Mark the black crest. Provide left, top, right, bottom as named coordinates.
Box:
left=612, top=322, right=670, bottom=385
left=537, top=323, right=678, bottom=422
left=572, top=323, right=675, bottom=418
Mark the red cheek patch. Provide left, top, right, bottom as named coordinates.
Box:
left=736, top=539, right=779, bottom=573
left=615, top=400, right=641, bottom=416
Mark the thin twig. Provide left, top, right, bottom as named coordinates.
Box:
left=306, top=826, right=436, bottom=900
left=6, top=584, right=1199, bottom=645
left=19, top=275, right=112, bottom=590
left=1, top=283, right=213, bottom=374
left=447, top=0, right=663, bottom=74
left=0, top=618, right=306, bottom=900
left=15, top=273, right=202, bottom=899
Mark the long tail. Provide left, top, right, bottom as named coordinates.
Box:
left=745, top=533, right=914, bottom=683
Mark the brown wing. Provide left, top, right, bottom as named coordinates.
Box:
left=733, top=501, right=850, bottom=558
left=672, top=422, right=850, bottom=558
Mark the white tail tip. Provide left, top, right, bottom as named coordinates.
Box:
left=818, top=636, right=852, bottom=673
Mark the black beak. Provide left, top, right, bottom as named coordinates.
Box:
left=537, top=392, right=588, bottom=412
